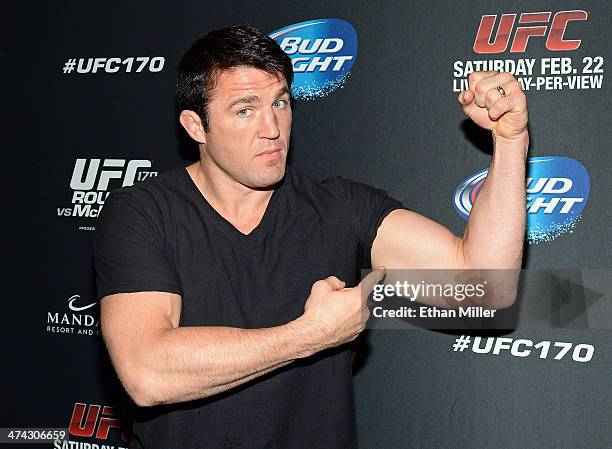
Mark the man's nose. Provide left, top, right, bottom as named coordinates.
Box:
left=257, top=108, right=280, bottom=139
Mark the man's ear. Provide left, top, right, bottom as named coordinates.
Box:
left=179, top=110, right=207, bottom=144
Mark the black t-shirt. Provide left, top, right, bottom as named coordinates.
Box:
left=94, top=165, right=405, bottom=449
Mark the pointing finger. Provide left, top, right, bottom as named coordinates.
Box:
left=358, top=268, right=386, bottom=302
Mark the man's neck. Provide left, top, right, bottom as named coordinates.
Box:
left=186, top=159, right=275, bottom=234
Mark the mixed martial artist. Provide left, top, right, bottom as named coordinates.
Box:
left=95, top=25, right=529, bottom=449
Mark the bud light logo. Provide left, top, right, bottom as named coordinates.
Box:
left=454, top=156, right=589, bottom=244
left=270, top=19, right=358, bottom=100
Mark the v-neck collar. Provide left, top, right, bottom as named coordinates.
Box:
left=179, top=165, right=286, bottom=240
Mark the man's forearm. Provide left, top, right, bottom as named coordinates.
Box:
left=133, top=318, right=320, bottom=406
left=461, top=131, right=528, bottom=269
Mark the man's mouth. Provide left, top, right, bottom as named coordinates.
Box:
left=257, top=148, right=282, bottom=156
left=256, top=148, right=283, bottom=165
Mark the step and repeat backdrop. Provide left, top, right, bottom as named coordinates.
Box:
left=4, top=1, right=611, bottom=448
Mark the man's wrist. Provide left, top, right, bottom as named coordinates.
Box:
left=288, top=315, right=327, bottom=358
left=492, top=129, right=529, bottom=145
left=492, top=130, right=529, bottom=160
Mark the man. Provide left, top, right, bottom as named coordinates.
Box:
left=95, top=26, right=528, bottom=448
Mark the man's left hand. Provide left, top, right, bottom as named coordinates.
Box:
left=458, top=71, right=528, bottom=141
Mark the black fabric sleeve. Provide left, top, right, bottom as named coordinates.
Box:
left=94, top=189, right=182, bottom=300
left=336, top=177, right=407, bottom=268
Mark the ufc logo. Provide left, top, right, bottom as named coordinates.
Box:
left=68, top=402, right=131, bottom=442
left=70, top=158, right=153, bottom=191
left=474, top=10, right=588, bottom=54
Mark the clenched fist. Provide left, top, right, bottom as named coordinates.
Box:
left=459, top=71, right=528, bottom=141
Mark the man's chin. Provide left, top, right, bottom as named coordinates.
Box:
left=248, top=163, right=286, bottom=190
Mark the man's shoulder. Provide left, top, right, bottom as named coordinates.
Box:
left=285, top=166, right=353, bottom=202
left=286, top=166, right=380, bottom=203
left=101, top=165, right=189, bottom=220
left=108, top=165, right=186, bottom=201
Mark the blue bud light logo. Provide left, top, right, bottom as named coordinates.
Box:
left=453, top=156, right=590, bottom=244
left=270, top=19, right=358, bottom=100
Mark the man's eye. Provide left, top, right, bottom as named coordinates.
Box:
left=273, top=99, right=287, bottom=109
left=237, top=108, right=252, bottom=117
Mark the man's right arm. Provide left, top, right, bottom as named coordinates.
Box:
left=101, top=271, right=384, bottom=407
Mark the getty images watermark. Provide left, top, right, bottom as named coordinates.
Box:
left=362, top=269, right=612, bottom=331
left=372, top=278, right=493, bottom=318
left=362, top=269, right=519, bottom=330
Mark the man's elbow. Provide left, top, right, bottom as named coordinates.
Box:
left=102, top=340, right=161, bottom=406
left=118, top=362, right=220, bottom=407
left=482, top=272, right=521, bottom=310
left=120, top=368, right=159, bottom=407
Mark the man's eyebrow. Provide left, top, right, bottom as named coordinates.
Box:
left=226, top=87, right=291, bottom=110
left=276, top=87, right=290, bottom=98
left=227, top=95, right=261, bottom=110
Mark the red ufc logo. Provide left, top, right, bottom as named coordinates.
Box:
left=68, top=403, right=131, bottom=442
left=473, top=10, right=588, bottom=53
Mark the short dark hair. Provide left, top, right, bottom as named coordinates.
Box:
left=177, top=25, right=293, bottom=132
